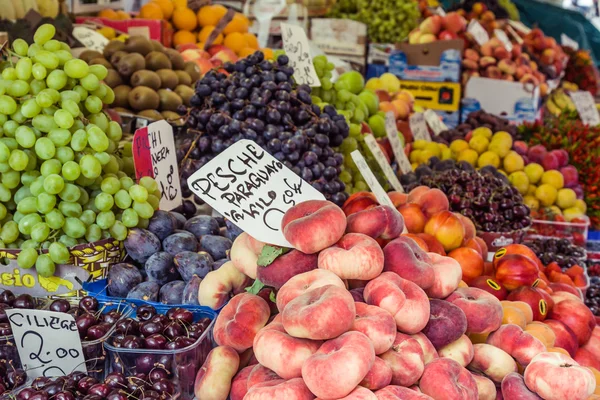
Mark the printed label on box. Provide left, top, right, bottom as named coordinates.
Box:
left=310, top=19, right=367, bottom=57
left=187, top=140, right=325, bottom=247
left=281, top=23, right=321, bottom=87
left=388, top=48, right=462, bottom=83
left=364, top=135, right=404, bottom=193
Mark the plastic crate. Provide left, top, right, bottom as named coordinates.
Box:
left=104, top=304, right=216, bottom=400
left=526, top=218, right=590, bottom=247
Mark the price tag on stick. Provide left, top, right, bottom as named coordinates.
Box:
left=385, top=113, right=412, bottom=175
left=494, top=29, right=513, bottom=52
left=281, top=23, right=321, bottom=87
left=570, top=90, right=600, bottom=126
left=409, top=113, right=431, bottom=141
left=7, top=309, right=87, bottom=379
left=72, top=26, right=109, bottom=52
left=561, top=33, right=579, bottom=50
left=424, top=109, right=448, bottom=135
left=187, top=140, right=325, bottom=247
left=132, top=120, right=182, bottom=211
left=468, top=20, right=490, bottom=46
left=364, top=135, right=404, bottom=193
left=350, top=150, right=396, bottom=209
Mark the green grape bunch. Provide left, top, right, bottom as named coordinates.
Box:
left=0, top=24, right=160, bottom=278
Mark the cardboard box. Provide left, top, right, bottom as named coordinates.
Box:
left=75, top=17, right=173, bottom=47
left=310, top=18, right=367, bottom=73
left=366, top=43, right=396, bottom=80
left=462, top=77, right=541, bottom=124
left=389, top=40, right=464, bottom=83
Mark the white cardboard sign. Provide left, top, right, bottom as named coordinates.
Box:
left=385, top=114, right=412, bottom=175
left=350, top=150, right=396, bottom=209
left=364, top=135, right=404, bottom=193
left=468, top=20, right=489, bottom=46
left=187, top=140, right=325, bottom=247
left=424, top=109, right=448, bottom=135
left=494, top=29, right=513, bottom=52
left=409, top=113, right=431, bottom=141
left=561, top=34, right=579, bottom=50
left=147, top=121, right=182, bottom=211
left=7, top=309, right=87, bottom=379
left=570, top=90, right=600, bottom=126
left=281, top=23, right=321, bottom=87
left=72, top=26, right=109, bottom=52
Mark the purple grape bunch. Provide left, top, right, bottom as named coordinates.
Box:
left=178, top=52, right=350, bottom=208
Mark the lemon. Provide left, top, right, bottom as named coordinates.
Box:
left=575, top=199, right=587, bottom=213
left=491, top=131, right=513, bottom=148
left=524, top=195, right=540, bottom=211
left=535, top=184, right=558, bottom=207
left=472, top=127, right=492, bottom=140
left=410, top=150, right=422, bottom=163
left=477, top=151, right=500, bottom=168
left=541, top=170, right=564, bottom=189
left=419, top=150, right=436, bottom=164
left=509, top=171, right=529, bottom=195
left=563, top=207, right=584, bottom=222
left=450, top=139, right=469, bottom=154
left=503, top=151, right=525, bottom=173
left=424, top=142, right=441, bottom=158
left=527, top=185, right=537, bottom=195
left=524, top=163, right=544, bottom=184
left=488, top=141, right=511, bottom=158
left=413, top=140, right=427, bottom=150
left=441, top=148, right=453, bottom=160
left=556, top=188, right=576, bottom=209
left=469, top=135, right=490, bottom=154
left=457, top=149, right=478, bottom=166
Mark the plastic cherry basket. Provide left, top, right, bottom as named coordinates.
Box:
left=526, top=218, right=590, bottom=247
left=103, top=304, right=216, bottom=400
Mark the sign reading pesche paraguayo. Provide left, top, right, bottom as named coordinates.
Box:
left=187, top=140, right=325, bottom=247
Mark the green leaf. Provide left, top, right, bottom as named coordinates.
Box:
left=257, top=245, right=287, bottom=267
left=245, top=279, right=265, bottom=295
left=269, top=291, right=276, bottom=303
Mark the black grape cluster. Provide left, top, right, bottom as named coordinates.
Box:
left=178, top=52, right=350, bottom=207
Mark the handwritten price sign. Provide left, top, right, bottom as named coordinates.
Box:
left=280, top=23, right=321, bottom=87
left=570, top=91, right=600, bottom=126
left=132, top=121, right=182, bottom=211
left=187, top=140, right=325, bottom=247
left=409, top=113, right=431, bottom=141
left=72, top=26, right=109, bottom=52
left=350, top=150, right=396, bottom=209
left=364, top=135, right=404, bottom=193
left=468, top=20, right=490, bottom=46
left=7, top=309, right=87, bottom=379
left=424, top=109, right=448, bottom=136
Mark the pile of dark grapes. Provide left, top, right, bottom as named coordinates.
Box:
left=116, top=211, right=242, bottom=305
left=585, top=276, right=600, bottom=316
left=0, top=362, right=26, bottom=396
left=412, top=162, right=531, bottom=232
left=6, top=370, right=176, bottom=400
left=433, top=110, right=519, bottom=145
left=524, top=238, right=586, bottom=269
left=178, top=52, right=350, bottom=208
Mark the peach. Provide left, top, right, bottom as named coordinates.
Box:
left=549, top=282, right=583, bottom=300
left=524, top=352, right=596, bottom=400
left=493, top=244, right=543, bottom=271
left=410, top=332, right=439, bottom=364
left=582, top=326, right=600, bottom=360
left=214, top=293, right=270, bottom=352
left=457, top=214, right=475, bottom=244
left=247, top=364, right=281, bottom=389
left=383, top=236, right=434, bottom=290
left=380, top=332, right=425, bottom=387
left=544, top=319, right=579, bottom=357
left=479, top=56, right=497, bottom=68
left=469, top=276, right=508, bottom=300
left=194, top=346, right=240, bottom=400
left=364, top=272, right=430, bottom=334
left=282, top=200, right=347, bottom=254
left=472, top=374, right=497, bottom=400
left=462, top=59, right=479, bottom=70
left=501, top=304, right=528, bottom=329
left=276, top=269, right=346, bottom=313
left=318, top=233, right=385, bottom=280
left=401, top=234, right=429, bottom=252
left=448, top=247, right=484, bottom=284
left=256, top=249, right=319, bottom=289
left=420, top=358, right=478, bottom=400
left=392, top=99, right=411, bottom=119
left=351, top=302, right=397, bottom=355
left=493, top=254, right=540, bottom=291
left=464, top=48, right=480, bottom=62
left=302, top=331, right=375, bottom=399
left=282, top=284, right=355, bottom=340
left=500, top=372, right=542, bottom=400
left=444, top=12, right=467, bottom=33
left=410, top=188, right=449, bottom=218
left=548, top=299, right=596, bottom=345
left=407, top=186, right=430, bottom=202
left=346, top=205, right=404, bottom=240
left=253, top=319, right=321, bottom=379
left=416, top=233, right=446, bottom=256
left=486, top=324, right=547, bottom=366
left=438, top=335, right=474, bottom=367
left=498, top=59, right=517, bottom=75
left=319, top=386, right=378, bottom=400
left=343, top=192, right=378, bottom=216
left=230, top=232, right=265, bottom=279
left=244, top=378, right=315, bottom=400
left=424, top=211, right=465, bottom=252
left=446, top=287, right=503, bottom=334
left=507, top=287, right=551, bottom=321
left=398, top=204, right=427, bottom=234
left=375, top=386, right=434, bottom=399
left=469, top=344, right=518, bottom=383
left=420, top=15, right=443, bottom=35
left=230, top=366, right=253, bottom=400
left=422, top=299, right=467, bottom=349
left=198, top=261, right=252, bottom=310
left=525, top=321, right=556, bottom=348
left=575, top=348, right=600, bottom=370
left=360, top=356, right=393, bottom=390
left=551, top=291, right=582, bottom=305
left=387, top=191, right=408, bottom=208
left=425, top=252, right=462, bottom=299
left=494, top=46, right=510, bottom=60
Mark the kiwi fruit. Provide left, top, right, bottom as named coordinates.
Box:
left=105, top=69, right=124, bottom=88
left=161, top=111, right=184, bottom=125
left=103, top=41, right=126, bottom=59
left=183, top=61, right=201, bottom=83
left=128, top=86, right=160, bottom=111
left=151, top=40, right=164, bottom=52
left=145, top=52, right=172, bottom=71
left=118, top=53, right=146, bottom=77
left=138, top=109, right=164, bottom=120
left=174, top=71, right=192, bottom=86
left=156, top=69, right=179, bottom=89
left=89, top=58, right=113, bottom=70
left=110, top=51, right=128, bottom=67
left=174, top=85, right=194, bottom=107
left=157, top=89, right=183, bottom=112
left=164, top=48, right=185, bottom=70
left=124, top=36, right=153, bottom=56
left=130, top=70, right=162, bottom=91
left=80, top=50, right=103, bottom=63
left=113, top=85, right=132, bottom=108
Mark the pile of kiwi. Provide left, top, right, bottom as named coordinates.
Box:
left=81, top=36, right=198, bottom=123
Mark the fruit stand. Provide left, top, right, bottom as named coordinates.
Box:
left=1, top=0, right=600, bottom=399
